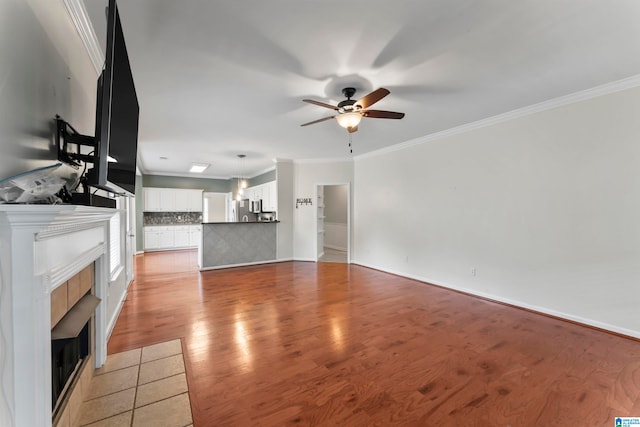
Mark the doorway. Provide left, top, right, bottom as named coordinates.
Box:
left=316, top=184, right=349, bottom=263
left=203, top=192, right=227, bottom=222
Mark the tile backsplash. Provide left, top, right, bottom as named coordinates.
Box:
left=143, top=212, right=202, bottom=225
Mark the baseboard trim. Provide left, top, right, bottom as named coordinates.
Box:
left=199, top=259, right=289, bottom=271
left=106, top=290, right=127, bottom=341
left=351, top=259, right=640, bottom=341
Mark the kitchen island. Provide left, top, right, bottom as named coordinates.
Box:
left=200, top=221, right=279, bottom=269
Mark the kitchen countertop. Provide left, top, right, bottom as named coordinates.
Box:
left=143, top=223, right=201, bottom=227
left=201, top=221, right=279, bottom=224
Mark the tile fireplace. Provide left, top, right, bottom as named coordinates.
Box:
left=0, top=205, right=116, bottom=427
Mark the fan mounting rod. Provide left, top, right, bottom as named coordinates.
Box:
left=338, top=88, right=358, bottom=111
left=342, top=87, right=356, bottom=99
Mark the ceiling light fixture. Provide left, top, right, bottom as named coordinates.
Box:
left=189, top=163, right=210, bottom=173
left=335, top=112, right=362, bottom=129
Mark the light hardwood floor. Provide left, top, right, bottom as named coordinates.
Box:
left=108, top=250, right=640, bottom=426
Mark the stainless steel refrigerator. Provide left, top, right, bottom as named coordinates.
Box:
left=230, top=199, right=257, bottom=222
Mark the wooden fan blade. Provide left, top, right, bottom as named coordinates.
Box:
left=300, top=115, right=335, bottom=126
left=355, top=88, right=390, bottom=109
left=362, top=110, right=405, bottom=119
left=347, top=125, right=358, bottom=133
left=302, top=99, right=339, bottom=110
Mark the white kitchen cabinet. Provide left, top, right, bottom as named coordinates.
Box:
left=144, top=226, right=174, bottom=250
left=158, top=228, right=174, bottom=248
left=264, top=181, right=277, bottom=212
left=188, top=225, right=201, bottom=247
left=245, top=181, right=277, bottom=212
left=144, top=225, right=201, bottom=251
left=143, top=188, right=203, bottom=212
left=173, top=226, right=190, bottom=248
left=160, top=189, right=177, bottom=212
left=252, top=186, right=263, bottom=203
left=185, top=190, right=203, bottom=212
left=174, top=190, right=189, bottom=211
left=143, top=188, right=163, bottom=212
left=243, top=186, right=254, bottom=202
left=143, top=188, right=175, bottom=212
left=143, top=227, right=161, bottom=249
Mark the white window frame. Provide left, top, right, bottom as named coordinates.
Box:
left=109, top=198, right=124, bottom=281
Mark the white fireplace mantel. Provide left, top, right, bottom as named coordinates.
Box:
left=0, top=205, right=116, bottom=427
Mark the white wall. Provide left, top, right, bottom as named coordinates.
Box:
left=0, top=0, right=98, bottom=179
left=293, top=160, right=353, bottom=261
left=353, top=85, right=640, bottom=337
left=276, top=160, right=294, bottom=260
left=203, top=192, right=226, bottom=222
left=324, top=184, right=348, bottom=251
left=0, top=0, right=132, bottom=347
left=324, top=185, right=348, bottom=223
left=325, top=222, right=348, bottom=251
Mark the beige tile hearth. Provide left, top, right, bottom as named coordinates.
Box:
left=132, top=393, right=192, bottom=427
left=86, top=365, right=138, bottom=400
left=80, top=389, right=135, bottom=425
left=141, top=339, right=182, bottom=363
left=135, top=373, right=188, bottom=408
left=94, top=348, right=141, bottom=375
left=138, top=353, right=185, bottom=385
left=83, top=411, right=132, bottom=427
left=80, top=339, right=192, bottom=427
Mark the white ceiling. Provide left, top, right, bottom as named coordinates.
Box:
left=83, top=0, right=640, bottom=179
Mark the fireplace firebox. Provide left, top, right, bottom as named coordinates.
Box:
left=51, top=321, right=90, bottom=411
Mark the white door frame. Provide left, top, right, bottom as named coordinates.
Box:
left=315, top=182, right=351, bottom=263
left=125, top=195, right=136, bottom=285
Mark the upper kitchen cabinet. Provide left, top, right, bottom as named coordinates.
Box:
left=243, top=186, right=254, bottom=202
left=264, top=181, right=277, bottom=212
left=245, top=181, right=277, bottom=212
left=143, top=188, right=203, bottom=212
left=144, top=188, right=172, bottom=211
left=177, top=189, right=203, bottom=212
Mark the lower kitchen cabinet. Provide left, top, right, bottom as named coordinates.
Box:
left=188, top=225, right=201, bottom=246
left=144, top=225, right=202, bottom=251
left=173, top=227, right=190, bottom=247
left=144, top=228, right=161, bottom=249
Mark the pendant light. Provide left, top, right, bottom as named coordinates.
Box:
left=236, top=154, right=246, bottom=201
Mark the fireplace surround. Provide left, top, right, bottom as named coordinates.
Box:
left=0, top=205, right=116, bottom=427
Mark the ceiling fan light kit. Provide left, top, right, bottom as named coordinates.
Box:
left=336, top=112, right=362, bottom=129
left=301, top=87, right=405, bottom=134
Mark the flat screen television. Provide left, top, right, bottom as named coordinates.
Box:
left=88, top=0, right=139, bottom=195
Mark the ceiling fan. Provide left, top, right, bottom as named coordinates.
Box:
left=301, top=87, right=405, bottom=133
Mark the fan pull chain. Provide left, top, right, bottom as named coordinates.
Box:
left=349, top=133, right=352, bottom=154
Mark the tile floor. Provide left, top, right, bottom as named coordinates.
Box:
left=79, top=339, right=193, bottom=427
left=318, top=247, right=348, bottom=263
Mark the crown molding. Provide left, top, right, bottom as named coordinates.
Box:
left=249, top=166, right=276, bottom=179
left=294, top=157, right=354, bottom=164
left=356, top=74, right=640, bottom=162
left=63, top=0, right=104, bottom=75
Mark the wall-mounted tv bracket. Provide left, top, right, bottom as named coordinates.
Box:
left=55, top=115, right=100, bottom=200
left=55, top=115, right=97, bottom=167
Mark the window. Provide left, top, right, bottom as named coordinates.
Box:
left=109, top=201, right=122, bottom=279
